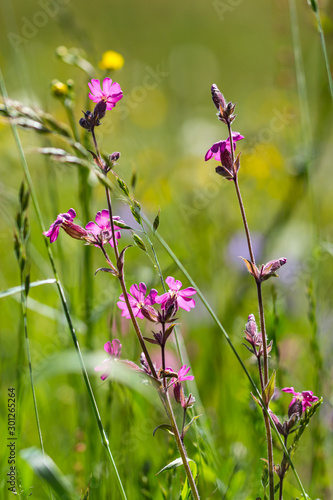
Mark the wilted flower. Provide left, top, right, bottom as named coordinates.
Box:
left=205, top=132, right=244, bottom=162
left=156, top=276, right=196, bottom=312
left=95, top=339, right=122, bottom=380
left=85, top=209, right=122, bottom=247
left=99, top=50, right=125, bottom=71
left=88, top=78, right=123, bottom=110
left=117, top=283, right=158, bottom=319
left=282, top=387, right=318, bottom=413
left=43, top=208, right=87, bottom=243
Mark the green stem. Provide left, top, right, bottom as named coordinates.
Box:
left=307, top=0, right=333, bottom=101
left=0, top=68, right=127, bottom=500
left=163, top=391, right=200, bottom=500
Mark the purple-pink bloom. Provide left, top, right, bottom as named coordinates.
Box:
left=205, top=132, right=244, bottom=162
left=282, top=387, right=318, bottom=412
left=95, top=339, right=122, bottom=380
left=85, top=209, right=122, bottom=247
left=117, top=283, right=158, bottom=319
left=88, top=78, right=123, bottom=110
left=156, top=276, right=196, bottom=312
left=43, top=208, right=88, bottom=243
left=172, top=365, right=195, bottom=386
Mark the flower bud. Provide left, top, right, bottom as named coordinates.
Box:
left=51, top=80, right=69, bottom=98
left=109, top=152, right=121, bottom=163
left=211, top=84, right=226, bottom=111
left=260, top=257, right=287, bottom=282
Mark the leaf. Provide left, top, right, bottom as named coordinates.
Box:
left=132, top=233, right=147, bottom=252
left=156, top=457, right=195, bottom=475
left=20, top=447, right=78, bottom=499
left=153, top=424, right=174, bottom=437
left=0, top=279, right=56, bottom=300
left=263, top=370, right=276, bottom=406
left=181, top=461, right=198, bottom=500
left=143, top=336, right=160, bottom=345
left=183, top=415, right=202, bottom=436
left=94, top=267, right=118, bottom=277
left=153, top=210, right=160, bottom=233
left=117, top=245, right=133, bottom=273
left=240, top=257, right=259, bottom=280
left=251, top=392, right=262, bottom=408
left=164, top=323, right=178, bottom=341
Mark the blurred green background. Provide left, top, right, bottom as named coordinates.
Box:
left=1, top=0, right=333, bottom=498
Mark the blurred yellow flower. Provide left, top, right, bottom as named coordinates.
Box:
left=99, top=51, right=124, bottom=71
left=51, top=80, right=69, bottom=98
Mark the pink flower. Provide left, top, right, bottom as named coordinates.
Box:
left=282, top=387, right=319, bottom=412
left=85, top=209, right=122, bottom=247
left=117, top=283, right=158, bottom=319
left=205, top=132, right=244, bottom=162
left=88, top=78, right=123, bottom=110
left=43, top=208, right=87, bottom=243
left=155, top=276, right=196, bottom=312
left=95, top=339, right=122, bottom=380
left=172, top=365, right=195, bottom=387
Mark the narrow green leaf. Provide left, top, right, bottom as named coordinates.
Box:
left=21, top=447, right=78, bottom=499
left=263, top=370, right=276, bottom=406
left=117, top=177, right=130, bottom=197
left=183, top=415, right=202, bottom=436
left=156, top=457, right=195, bottom=475
left=0, top=279, right=57, bottom=299
left=152, top=424, right=174, bottom=437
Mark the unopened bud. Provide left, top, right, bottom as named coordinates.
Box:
left=211, top=84, right=226, bottom=111
left=260, top=257, right=287, bottom=282
left=288, top=397, right=302, bottom=419
left=246, top=314, right=257, bottom=338
left=51, top=80, right=69, bottom=98
left=109, top=152, right=121, bottom=163
left=93, top=100, right=107, bottom=121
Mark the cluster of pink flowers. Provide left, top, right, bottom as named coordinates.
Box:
left=117, top=276, right=196, bottom=319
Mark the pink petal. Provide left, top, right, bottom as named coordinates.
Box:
left=88, top=93, right=101, bottom=103
left=146, top=289, right=158, bottom=305
left=49, top=226, right=60, bottom=243
left=179, top=287, right=196, bottom=297
left=88, top=79, right=102, bottom=96
left=165, top=276, right=177, bottom=289
left=110, top=81, right=122, bottom=95
left=177, top=296, right=195, bottom=311
left=282, top=387, right=296, bottom=395
left=103, top=78, right=112, bottom=94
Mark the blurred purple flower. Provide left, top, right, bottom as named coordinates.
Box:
left=205, top=132, right=244, bottom=162
left=85, top=209, right=122, bottom=247
left=117, top=283, right=158, bottom=319
left=88, top=78, right=123, bottom=110
left=95, top=339, right=122, bottom=380
left=156, top=276, right=196, bottom=312
left=43, top=208, right=87, bottom=243
left=282, top=387, right=319, bottom=412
